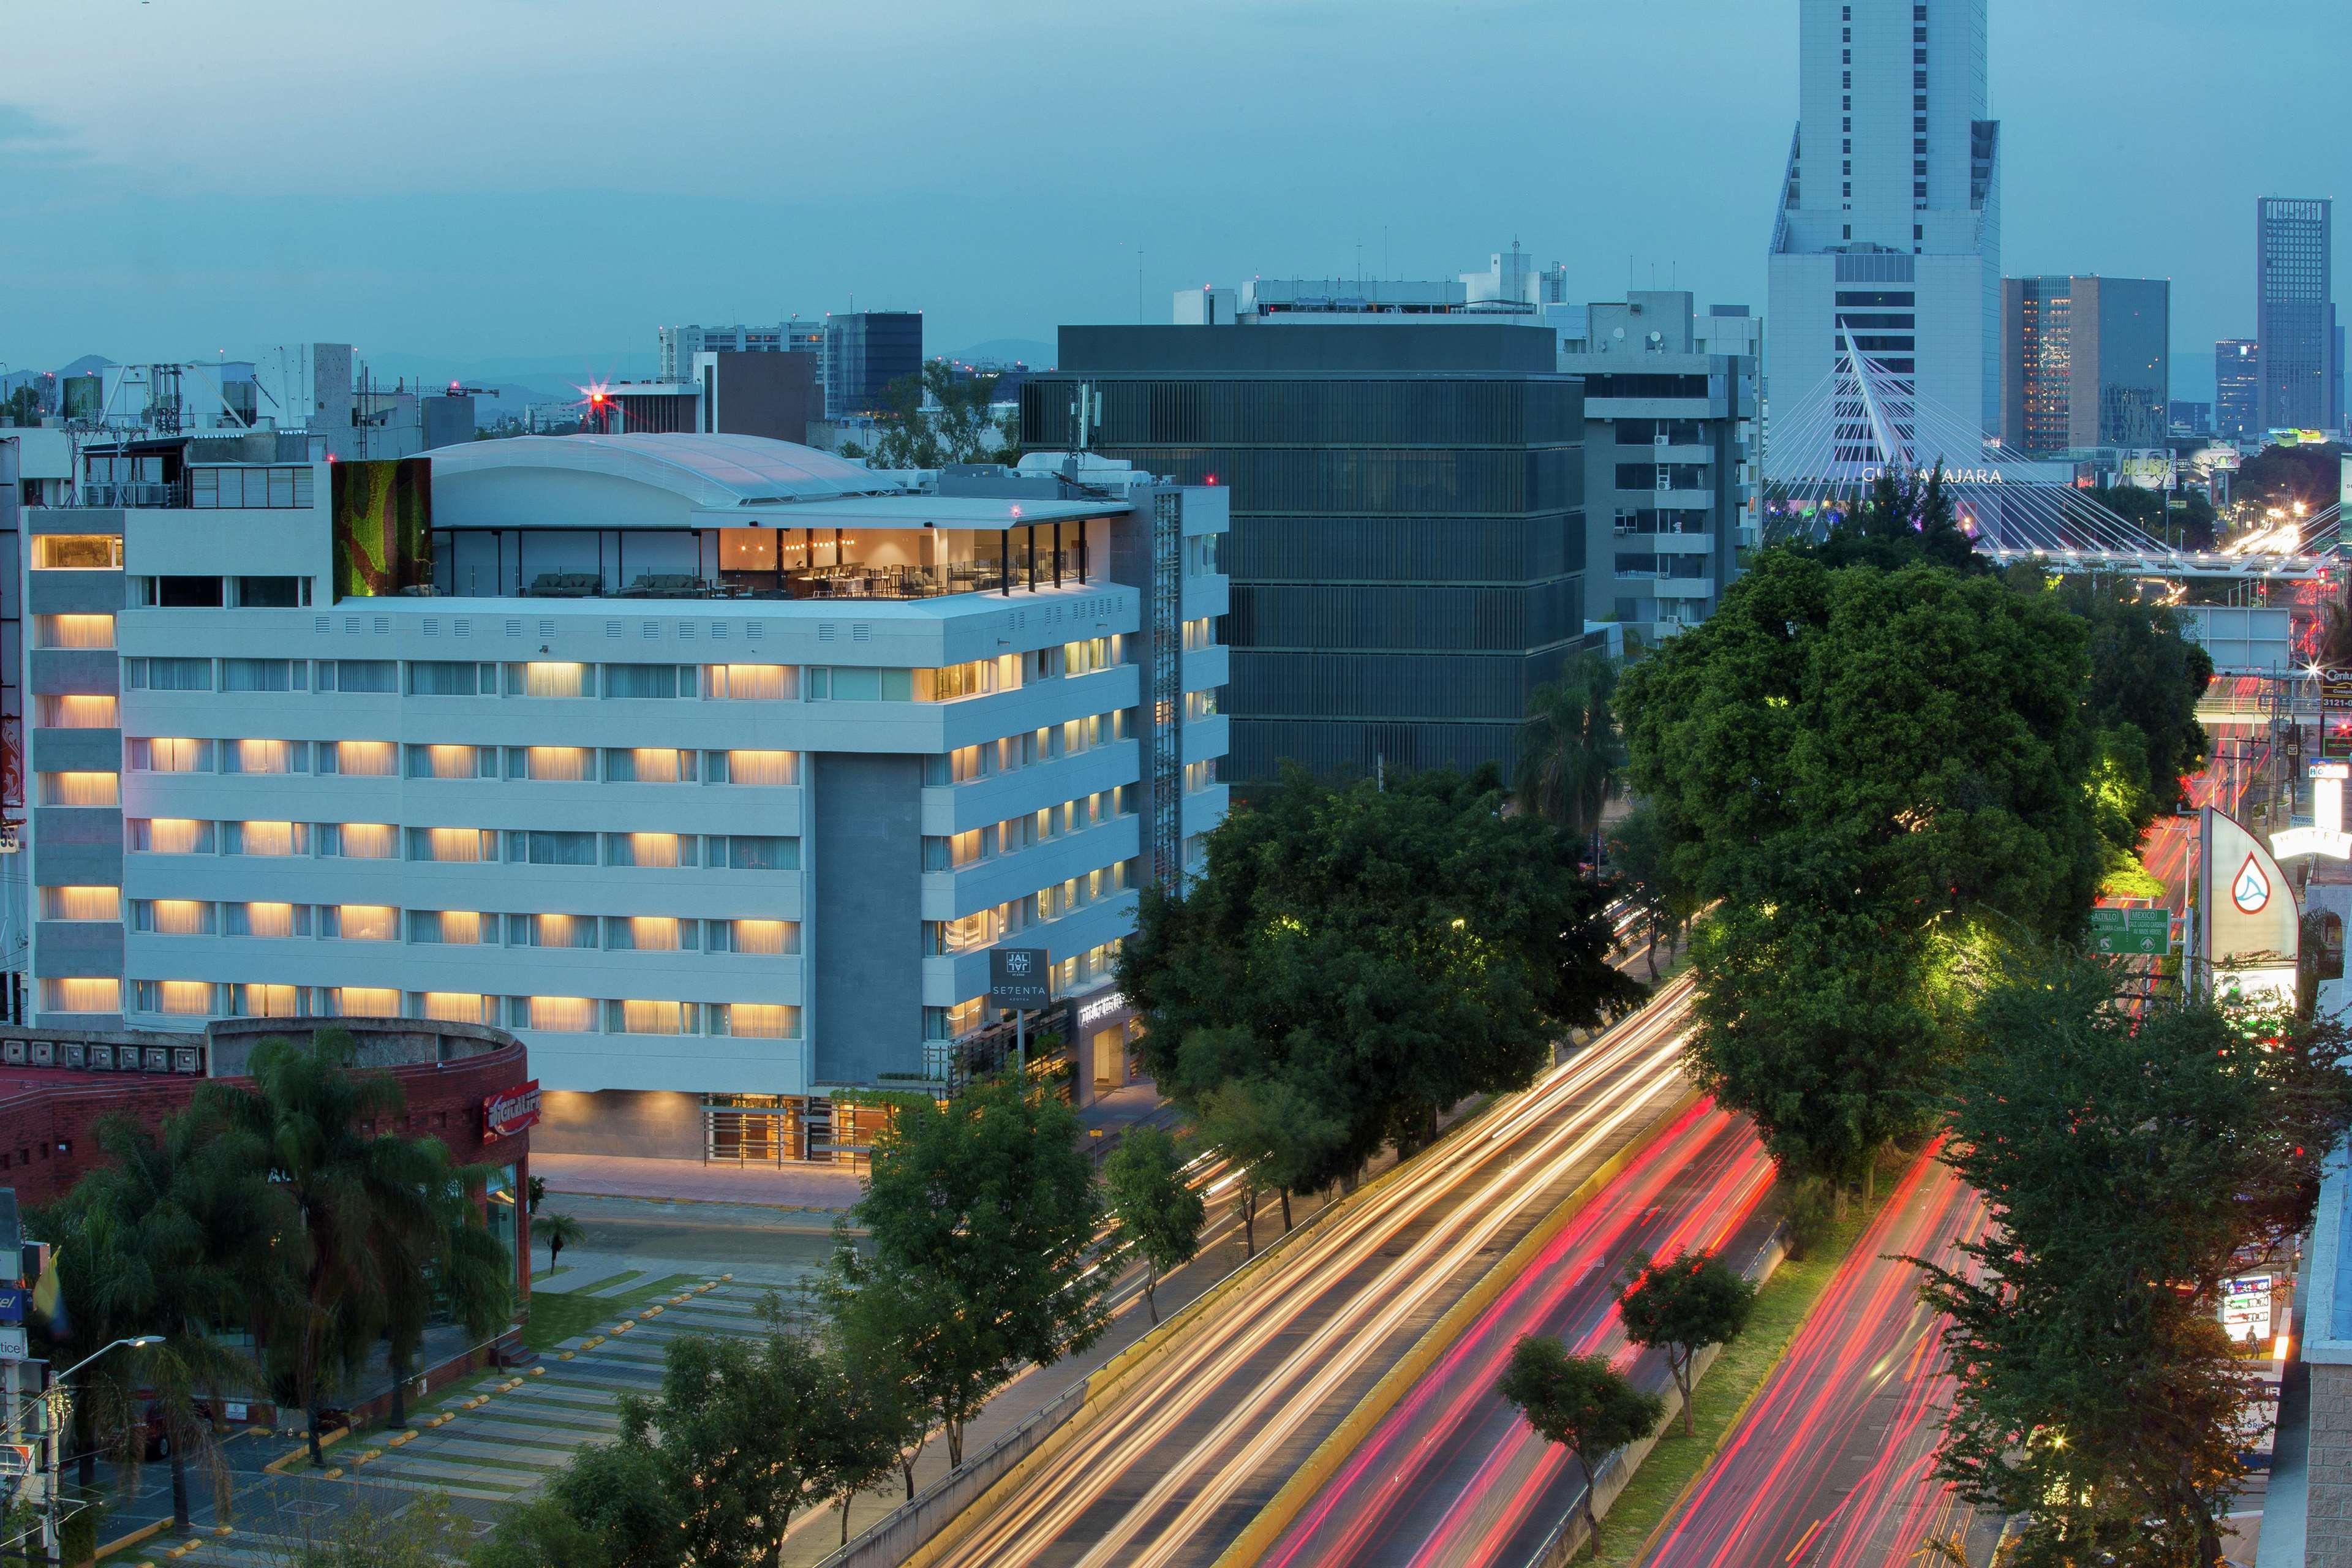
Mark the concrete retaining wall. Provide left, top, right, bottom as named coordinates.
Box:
left=814, top=1381, right=1087, bottom=1568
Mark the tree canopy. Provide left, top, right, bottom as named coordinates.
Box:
left=1917, top=959, right=2352, bottom=1566
left=1794, top=465, right=1986, bottom=575
left=868, top=363, right=1011, bottom=469
left=1102, top=1125, right=1205, bottom=1324
left=1496, top=1336, right=1664, bottom=1556
left=825, top=1075, right=1107, bottom=1466
left=1617, top=1250, right=1757, bottom=1437
left=1120, top=764, right=1635, bottom=1187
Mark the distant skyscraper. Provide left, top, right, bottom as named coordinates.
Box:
left=1999, top=276, right=2169, bottom=454
left=2216, top=339, right=2260, bottom=441
left=2256, top=197, right=2335, bottom=432
left=1767, top=0, right=2002, bottom=463
left=820, top=312, right=923, bottom=420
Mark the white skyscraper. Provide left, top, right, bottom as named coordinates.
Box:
left=1768, top=0, right=2001, bottom=468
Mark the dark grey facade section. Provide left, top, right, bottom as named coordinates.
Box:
left=27, top=573, right=123, bottom=616
left=26, top=508, right=124, bottom=537
left=31, top=922, right=122, bottom=977
left=1030, top=324, right=1582, bottom=782
left=29, top=649, right=119, bottom=696
left=31, top=835, right=121, bottom=888
left=31, top=729, right=119, bottom=773
left=809, top=752, right=924, bottom=1084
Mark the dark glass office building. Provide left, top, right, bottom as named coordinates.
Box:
left=822, top=311, right=924, bottom=420
left=1025, top=324, right=1584, bottom=782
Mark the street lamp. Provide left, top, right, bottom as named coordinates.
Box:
left=28, top=1335, right=157, bottom=1564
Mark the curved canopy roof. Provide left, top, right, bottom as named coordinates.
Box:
left=426, top=432, right=892, bottom=508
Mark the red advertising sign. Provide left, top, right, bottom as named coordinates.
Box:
left=483, top=1080, right=541, bottom=1140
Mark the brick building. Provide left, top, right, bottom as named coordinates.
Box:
left=0, top=1016, right=535, bottom=1302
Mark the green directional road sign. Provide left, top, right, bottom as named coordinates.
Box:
left=2089, top=907, right=2172, bottom=956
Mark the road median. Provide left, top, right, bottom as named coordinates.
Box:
left=1210, top=1084, right=1708, bottom=1568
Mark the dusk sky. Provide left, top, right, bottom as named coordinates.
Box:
left=7, top=0, right=2346, bottom=398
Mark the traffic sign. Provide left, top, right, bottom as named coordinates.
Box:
left=2089, top=907, right=2172, bottom=956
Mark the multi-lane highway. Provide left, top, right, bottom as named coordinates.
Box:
left=918, top=979, right=1700, bottom=1568
left=1257, top=1099, right=1776, bottom=1568
left=1645, top=1146, right=1992, bottom=1568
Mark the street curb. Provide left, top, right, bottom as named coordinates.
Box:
left=91, top=1517, right=168, bottom=1563
left=1208, top=1084, right=1709, bottom=1568
left=262, top=1426, right=350, bottom=1476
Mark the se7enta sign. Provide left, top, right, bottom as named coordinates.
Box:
left=483, top=1080, right=541, bottom=1140
left=989, top=947, right=1054, bottom=1008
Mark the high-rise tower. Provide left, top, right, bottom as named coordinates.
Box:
left=2256, top=198, right=2335, bottom=433
left=1768, top=0, right=2001, bottom=467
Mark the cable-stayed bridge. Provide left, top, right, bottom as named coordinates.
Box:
left=1763, top=337, right=2329, bottom=581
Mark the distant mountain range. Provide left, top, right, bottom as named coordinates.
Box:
left=949, top=338, right=1055, bottom=368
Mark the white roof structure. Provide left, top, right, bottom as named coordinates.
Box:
left=428, top=432, right=890, bottom=508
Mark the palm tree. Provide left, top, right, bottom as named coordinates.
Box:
left=66, top=1107, right=292, bottom=1528
left=194, top=1027, right=511, bottom=1467
left=1515, top=651, right=1625, bottom=861
left=534, top=1212, right=584, bottom=1279
left=379, top=1142, right=513, bottom=1430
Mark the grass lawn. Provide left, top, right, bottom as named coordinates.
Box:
left=521, top=1270, right=733, bottom=1352
left=1589, top=1185, right=1894, bottom=1567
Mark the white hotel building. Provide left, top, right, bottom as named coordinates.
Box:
left=4, top=432, right=1229, bottom=1159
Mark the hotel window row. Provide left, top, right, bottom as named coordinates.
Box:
left=922, top=791, right=1137, bottom=870
left=112, top=900, right=798, bottom=953
left=118, top=649, right=1125, bottom=701
left=104, top=981, right=801, bottom=1037
left=926, top=861, right=1137, bottom=952
left=121, top=820, right=800, bottom=868
left=123, top=739, right=805, bottom=785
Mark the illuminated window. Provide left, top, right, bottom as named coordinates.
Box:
left=525, top=997, right=597, bottom=1033
left=328, top=823, right=398, bottom=859
left=410, top=744, right=490, bottom=780
left=509, top=662, right=591, bottom=698
left=141, top=899, right=214, bottom=935
left=614, top=1000, right=693, bottom=1035
left=422, top=992, right=493, bottom=1023
left=513, top=746, right=592, bottom=782
left=410, top=910, right=485, bottom=945
left=34, top=615, right=115, bottom=649
left=321, top=741, right=396, bottom=777
left=227, top=902, right=299, bottom=938
left=916, top=660, right=1002, bottom=702
left=225, top=739, right=301, bottom=775
left=721, top=750, right=798, bottom=786
left=38, top=695, right=118, bottom=729
left=510, top=913, right=596, bottom=949
left=128, top=738, right=211, bottom=773
left=40, top=886, right=119, bottom=922
left=627, top=917, right=683, bottom=951
left=145, top=980, right=216, bottom=1017
left=410, top=827, right=496, bottom=863
left=38, top=772, right=118, bottom=807
left=606, top=749, right=695, bottom=783
left=130, top=818, right=215, bottom=854
left=42, top=977, right=120, bottom=1014
left=720, top=1003, right=801, bottom=1039
left=606, top=832, right=690, bottom=868
left=225, top=821, right=306, bottom=856
left=332, top=987, right=399, bottom=1017
left=720, top=919, right=798, bottom=956
left=34, top=536, right=122, bottom=570
left=326, top=905, right=398, bottom=941
left=706, top=664, right=796, bottom=700
left=230, top=984, right=300, bottom=1018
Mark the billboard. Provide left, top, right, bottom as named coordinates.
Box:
left=2201, top=807, right=2299, bottom=1001
left=989, top=948, right=1053, bottom=1008
left=2117, top=450, right=2175, bottom=491
left=331, top=457, right=433, bottom=600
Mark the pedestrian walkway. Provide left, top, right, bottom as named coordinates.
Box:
left=533, top=1153, right=865, bottom=1208
left=335, top=1274, right=790, bottom=1506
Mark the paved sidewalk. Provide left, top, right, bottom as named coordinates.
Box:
left=533, top=1154, right=865, bottom=1207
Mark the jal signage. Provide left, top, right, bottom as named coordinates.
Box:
left=483, top=1080, right=541, bottom=1140
left=0, top=1287, right=25, bottom=1327
left=989, top=948, right=1054, bottom=1008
